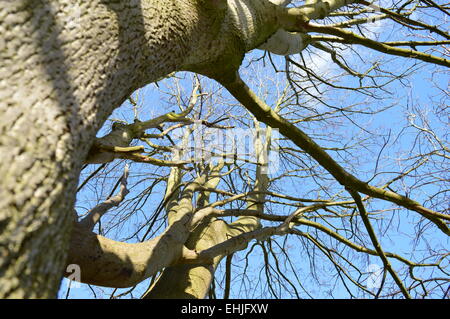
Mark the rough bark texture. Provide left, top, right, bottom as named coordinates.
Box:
left=143, top=219, right=230, bottom=299
left=0, top=0, right=195, bottom=298
left=67, top=215, right=193, bottom=288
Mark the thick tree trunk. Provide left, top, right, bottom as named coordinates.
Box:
left=143, top=218, right=230, bottom=299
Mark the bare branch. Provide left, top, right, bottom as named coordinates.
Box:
left=79, top=165, right=130, bottom=231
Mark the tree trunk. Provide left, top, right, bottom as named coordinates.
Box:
left=144, top=122, right=271, bottom=299
left=143, top=218, right=230, bottom=299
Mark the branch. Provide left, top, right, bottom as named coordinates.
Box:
left=179, top=226, right=281, bottom=265
left=79, top=165, right=130, bottom=231
left=259, top=0, right=360, bottom=55
left=85, top=80, right=202, bottom=164
left=67, top=216, right=193, bottom=288
left=274, top=1, right=450, bottom=67
left=279, top=0, right=360, bottom=24
left=179, top=206, right=313, bottom=265
left=347, top=189, right=411, bottom=298
left=117, top=153, right=191, bottom=168
left=219, top=74, right=449, bottom=235
left=357, top=0, right=450, bottom=40
left=181, top=205, right=433, bottom=269
left=304, top=23, right=450, bottom=68
left=67, top=166, right=208, bottom=288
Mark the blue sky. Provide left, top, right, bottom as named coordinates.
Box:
left=59, top=7, right=449, bottom=299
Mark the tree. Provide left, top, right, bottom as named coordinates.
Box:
left=0, top=0, right=448, bottom=298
